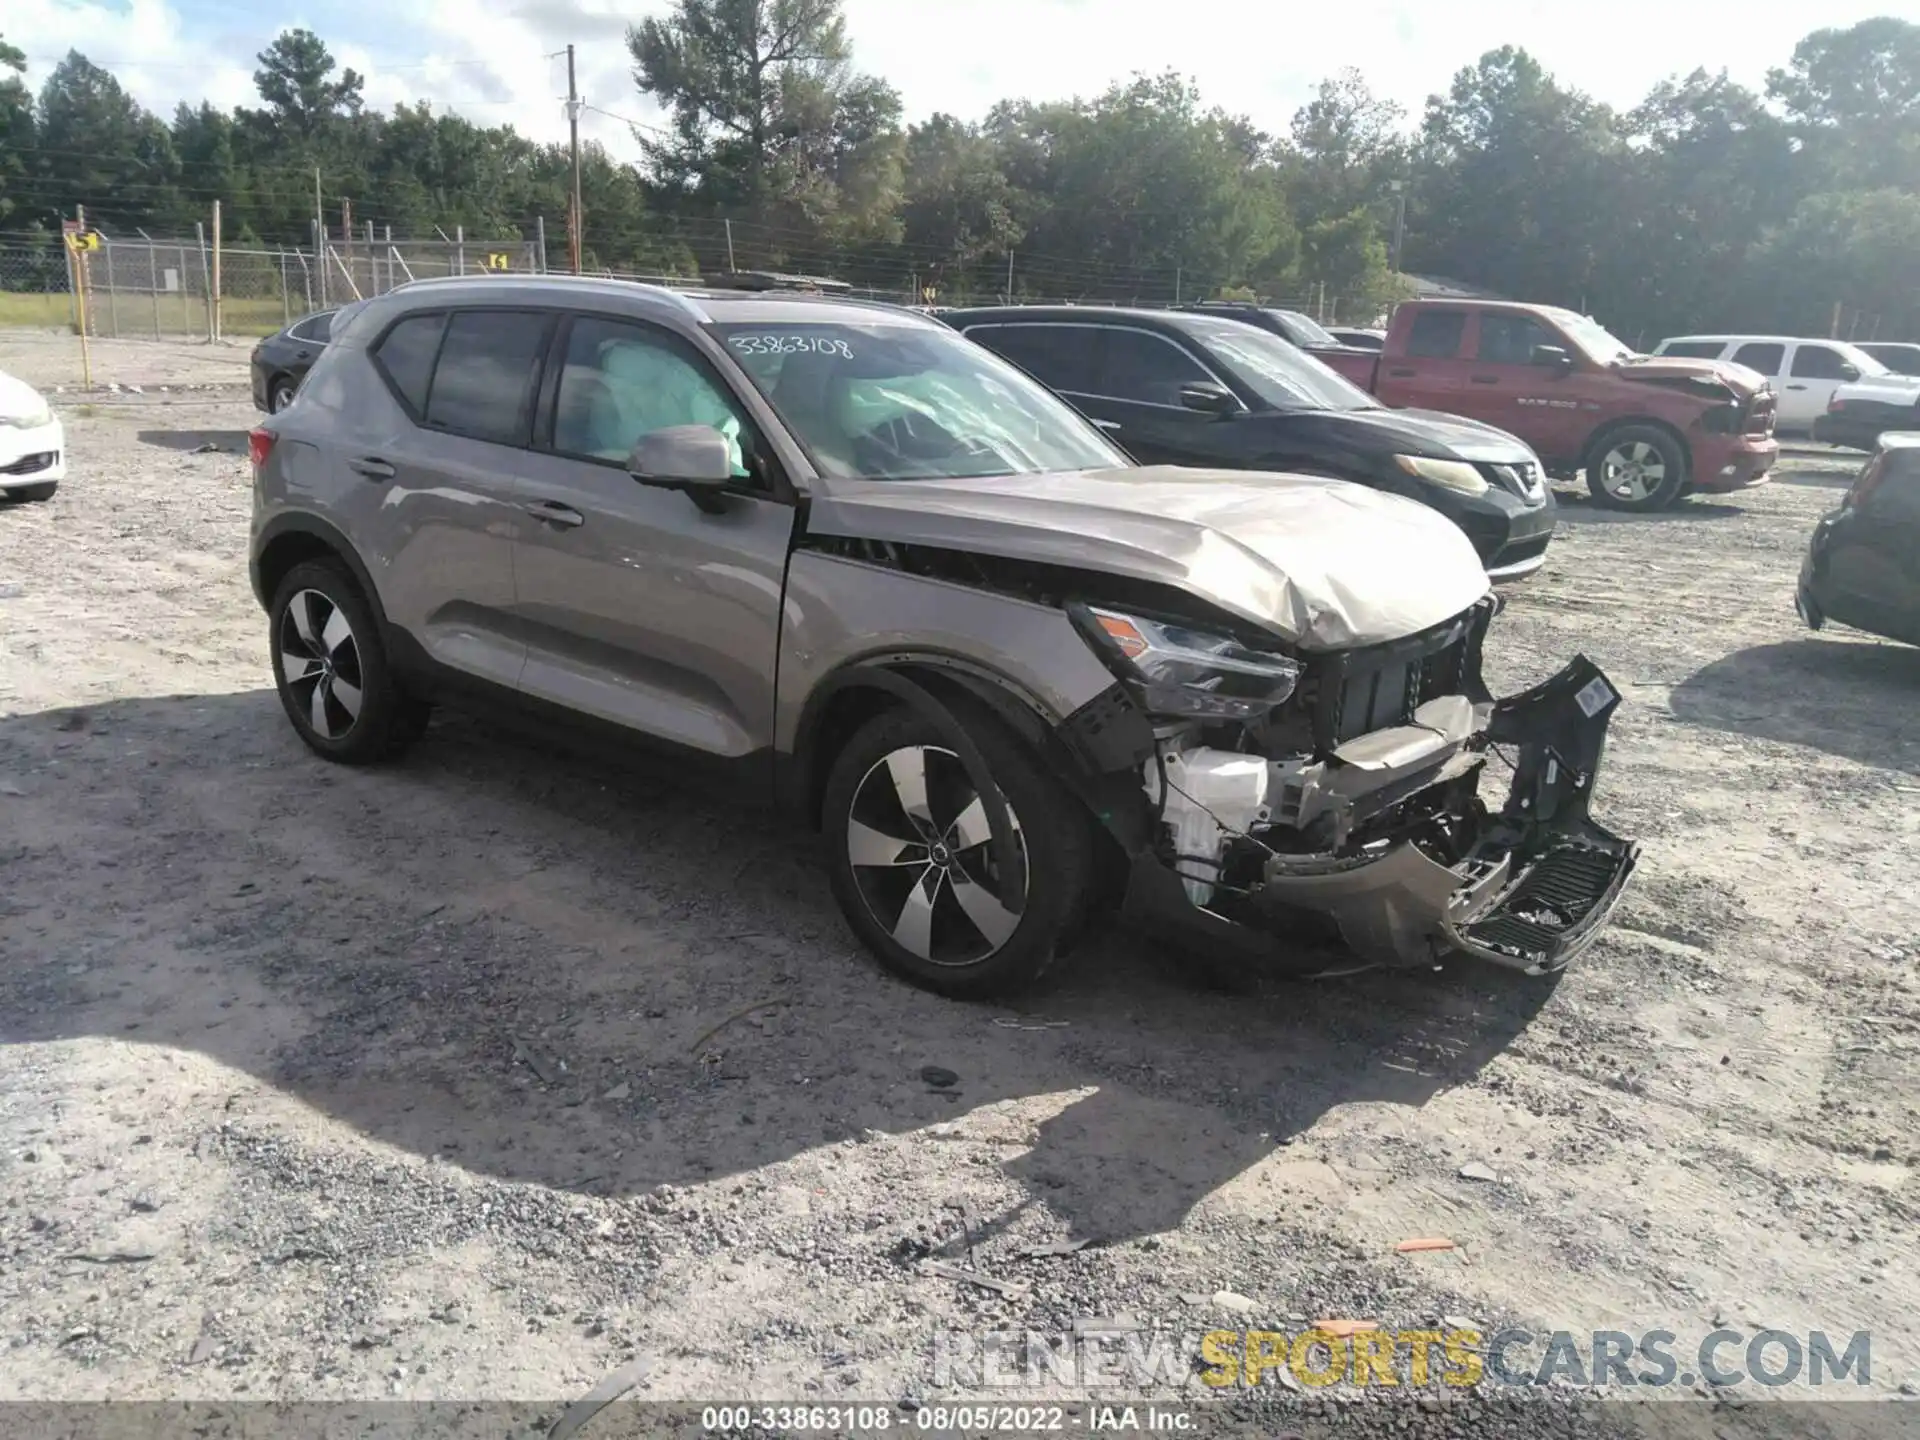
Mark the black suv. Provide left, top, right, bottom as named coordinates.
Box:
left=947, top=306, right=1558, bottom=579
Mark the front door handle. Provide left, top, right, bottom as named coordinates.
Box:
left=347, top=456, right=395, bottom=480
left=1090, top=418, right=1122, bottom=432
left=1786, top=383, right=1808, bottom=390
left=1386, top=367, right=1417, bottom=378
left=524, top=500, right=585, bottom=529
left=1469, top=375, right=1499, bottom=384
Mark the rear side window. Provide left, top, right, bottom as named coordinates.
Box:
left=965, top=324, right=1099, bottom=393
left=1097, top=328, right=1212, bottom=406
left=1732, top=342, right=1785, bottom=374
left=1405, top=311, right=1466, bottom=359
left=372, top=313, right=445, bottom=415
left=1791, top=345, right=1852, bottom=379
left=1660, top=341, right=1726, bottom=359
left=424, top=310, right=553, bottom=445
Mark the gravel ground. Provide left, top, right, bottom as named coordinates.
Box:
left=2, top=336, right=1917, bottom=1438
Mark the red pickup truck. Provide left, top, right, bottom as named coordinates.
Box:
left=1318, top=301, right=1779, bottom=512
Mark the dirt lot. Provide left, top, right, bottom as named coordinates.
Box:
left=2, top=335, right=1917, bottom=1434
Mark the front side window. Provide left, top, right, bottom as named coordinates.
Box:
left=1477, top=313, right=1559, bottom=365
left=553, top=317, right=756, bottom=480
left=1791, top=345, right=1852, bottom=380
left=711, top=320, right=1125, bottom=481
left=1098, top=329, right=1213, bottom=406
left=424, top=310, right=552, bottom=445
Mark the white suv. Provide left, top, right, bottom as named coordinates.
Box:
left=1650, top=335, right=1902, bottom=435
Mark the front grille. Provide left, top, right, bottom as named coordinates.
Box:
left=1480, top=460, right=1545, bottom=501
left=1307, top=603, right=1482, bottom=748
left=1, top=451, right=56, bottom=476
left=1745, top=393, right=1776, bottom=435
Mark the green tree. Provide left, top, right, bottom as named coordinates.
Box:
left=252, top=29, right=364, bottom=143
left=0, top=35, right=35, bottom=224
left=628, top=0, right=904, bottom=253
left=1769, top=17, right=1920, bottom=188
left=896, top=114, right=1023, bottom=294
left=35, top=52, right=179, bottom=230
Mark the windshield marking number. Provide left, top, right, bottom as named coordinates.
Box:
left=728, top=334, right=854, bottom=358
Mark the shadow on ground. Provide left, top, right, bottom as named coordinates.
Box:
left=135, top=428, right=253, bottom=453
left=0, top=689, right=1558, bottom=1245
left=1550, top=490, right=1747, bottom=523
left=1671, top=635, right=1920, bottom=771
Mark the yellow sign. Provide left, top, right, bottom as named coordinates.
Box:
left=921, top=286, right=937, bottom=303
left=483, top=251, right=511, bottom=271
left=65, top=231, right=101, bottom=252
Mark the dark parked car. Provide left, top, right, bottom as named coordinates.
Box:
left=250, top=310, right=336, bottom=413
left=1859, top=343, right=1920, bottom=377
left=1327, top=326, right=1386, bottom=351
left=946, top=305, right=1558, bottom=579
left=1798, top=432, right=1920, bottom=647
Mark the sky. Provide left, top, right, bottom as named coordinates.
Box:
left=8, top=0, right=1915, bottom=162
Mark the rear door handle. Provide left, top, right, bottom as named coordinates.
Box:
left=1386, top=367, right=1417, bottom=378
left=347, top=456, right=395, bottom=480
left=1469, top=375, right=1499, bottom=384
left=524, top=500, right=585, bottom=529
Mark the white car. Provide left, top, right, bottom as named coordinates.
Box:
left=0, top=370, right=64, bottom=503
left=1649, top=334, right=1908, bottom=435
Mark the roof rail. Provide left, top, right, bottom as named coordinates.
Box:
left=700, top=269, right=853, bottom=294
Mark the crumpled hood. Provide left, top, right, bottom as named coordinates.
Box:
left=1620, top=355, right=1767, bottom=396
left=805, top=466, right=1493, bottom=652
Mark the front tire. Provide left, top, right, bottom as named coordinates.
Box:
left=269, top=558, right=427, bottom=763
left=3, top=482, right=57, bottom=503
left=821, top=698, right=1093, bottom=999
left=1586, top=425, right=1686, bottom=511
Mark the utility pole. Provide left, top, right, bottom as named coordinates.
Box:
left=314, top=167, right=326, bottom=308
left=1389, top=181, right=1407, bottom=275
left=566, top=44, right=583, bottom=275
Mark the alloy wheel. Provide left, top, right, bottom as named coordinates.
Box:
left=845, top=744, right=1029, bottom=967
left=270, top=381, right=296, bottom=412
left=278, top=588, right=364, bottom=741
left=1601, top=440, right=1665, bottom=502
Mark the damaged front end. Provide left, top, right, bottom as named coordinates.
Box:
left=1069, top=595, right=1639, bottom=977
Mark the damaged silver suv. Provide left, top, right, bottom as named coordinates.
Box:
left=248, top=276, right=1638, bottom=996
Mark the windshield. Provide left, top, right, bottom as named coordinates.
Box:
left=1269, top=309, right=1339, bottom=348
left=710, top=320, right=1126, bottom=481
left=1552, top=311, right=1637, bottom=364
left=1181, top=318, right=1378, bottom=411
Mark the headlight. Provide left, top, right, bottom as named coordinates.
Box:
left=1075, top=605, right=1300, bottom=721
left=1394, top=454, right=1489, bottom=495
left=0, top=399, right=53, bottom=430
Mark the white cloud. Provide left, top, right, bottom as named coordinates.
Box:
left=8, top=0, right=1903, bottom=170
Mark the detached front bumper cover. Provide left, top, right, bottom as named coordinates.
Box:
left=1249, top=656, right=1639, bottom=976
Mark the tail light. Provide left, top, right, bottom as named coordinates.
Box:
left=247, top=427, right=275, bottom=469
left=1828, top=392, right=1846, bottom=413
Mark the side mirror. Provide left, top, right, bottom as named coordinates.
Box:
left=1177, top=380, right=1241, bottom=416
left=1531, top=344, right=1574, bottom=371
left=1840, top=363, right=1861, bottom=382
left=628, top=425, right=735, bottom=510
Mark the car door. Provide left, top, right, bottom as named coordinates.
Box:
left=509, top=312, right=795, bottom=763
left=1082, top=325, right=1244, bottom=466
left=1376, top=308, right=1472, bottom=414
left=1728, top=340, right=1785, bottom=397
left=1461, top=310, right=1589, bottom=457
left=1780, top=343, right=1857, bottom=431
left=362, top=307, right=548, bottom=691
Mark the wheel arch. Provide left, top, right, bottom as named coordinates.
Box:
left=252, top=513, right=389, bottom=630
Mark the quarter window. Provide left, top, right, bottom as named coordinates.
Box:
left=371, top=312, right=445, bottom=417
left=552, top=317, right=758, bottom=481
left=423, top=310, right=552, bottom=445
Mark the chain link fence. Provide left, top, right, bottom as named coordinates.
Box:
left=0, top=234, right=546, bottom=341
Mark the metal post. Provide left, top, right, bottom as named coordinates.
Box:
left=147, top=237, right=160, bottom=339
left=725, top=218, right=737, bottom=272
left=535, top=216, right=547, bottom=273
left=384, top=226, right=393, bottom=291
left=1006, top=249, right=1014, bottom=300
left=178, top=244, right=190, bottom=335
left=1174, top=267, right=1181, bottom=305
left=103, top=237, right=118, bottom=339
left=196, top=221, right=213, bottom=343
left=280, top=250, right=291, bottom=323
left=1390, top=185, right=1406, bottom=274
left=313, top=220, right=325, bottom=308
left=211, top=199, right=223, bottom=342
left=366, top=220, right=376, bottom=293
left=456, top=225, right=465, bottom=278
left=566, top=43, right=583, bottom=275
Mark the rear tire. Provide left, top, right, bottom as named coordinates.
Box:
left=1585, top=425, right=1686, bottom=511
left=269, top=558, right=428, bottom=764
left=821, top=696, right=1093, bottom=999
